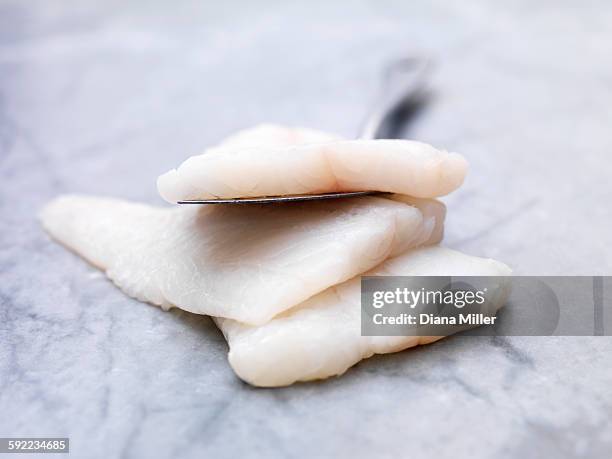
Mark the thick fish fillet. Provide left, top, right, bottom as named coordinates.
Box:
left=215, top=246, right=512, bottom=387
left=157, top=132, right=468, bottom=203
left=41, top=195, right=444, bottom=325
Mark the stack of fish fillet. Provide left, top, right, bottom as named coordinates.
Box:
left=41, top=124, right=511, bottom=387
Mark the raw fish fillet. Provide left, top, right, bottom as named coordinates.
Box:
left=216, top=246, right=512, bottom=387
left=157, top=127, right=468, bottom=203
left=41, top=195, right=444, bottom=325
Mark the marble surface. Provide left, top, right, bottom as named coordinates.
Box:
left=1, top=1, right=611, bottom=457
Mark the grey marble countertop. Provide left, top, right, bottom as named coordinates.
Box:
left=1, top=1, right=611, bottom=458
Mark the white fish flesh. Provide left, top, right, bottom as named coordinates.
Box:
left=216, top=246, right=512, bottom=387
left=41, top=194, right=444, bottom=325
left=41, top=125, right=507, bottom=388
left=157, top=131, right=468, bottom=203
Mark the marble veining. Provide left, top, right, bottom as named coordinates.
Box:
left=1, top=1, right=611, bottom=458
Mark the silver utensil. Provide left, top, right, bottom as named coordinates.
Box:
left=179, top=56, right=430, bottom=205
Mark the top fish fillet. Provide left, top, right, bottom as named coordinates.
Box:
left=41, top=194, right=444, bottom=325
left=216, top=246, right=512, bottom=387
left=157, top=126, right=468, bottom=202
